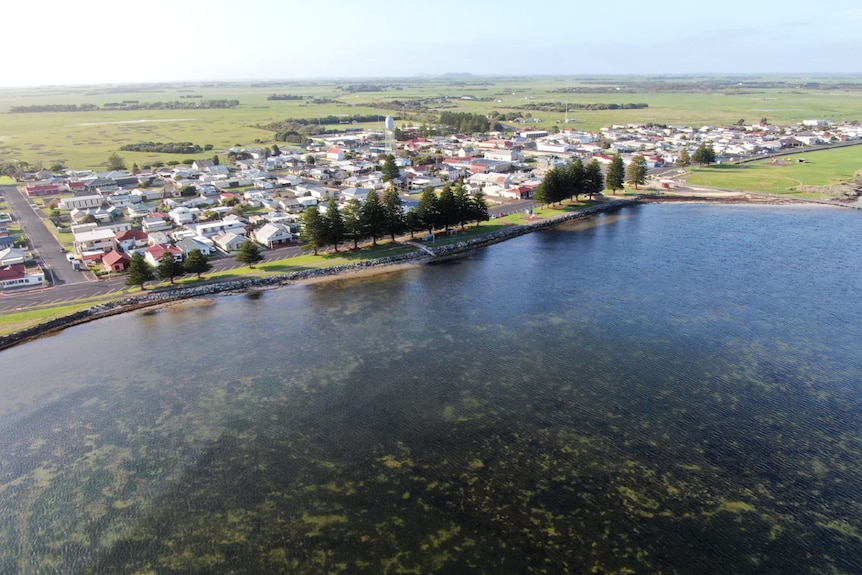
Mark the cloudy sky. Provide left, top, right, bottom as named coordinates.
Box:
left=2, top=0, right=859, bottom=87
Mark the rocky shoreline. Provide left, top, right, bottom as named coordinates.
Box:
left=2, top=193, right=823, bottom=352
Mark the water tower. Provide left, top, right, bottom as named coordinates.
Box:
left=384, top=116, right=396, bottom=155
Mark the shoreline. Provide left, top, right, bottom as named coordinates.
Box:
left=0, top=192, right=851, bottom=352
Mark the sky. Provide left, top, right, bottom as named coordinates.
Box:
left=2, top=0, right=860, bottom=87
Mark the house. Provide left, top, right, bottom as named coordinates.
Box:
left=252, top=222, right=292, bottom=248
left=168, top=206, right=196, bottom=226
left=142, top=213, right=172, bottom=233
left=0, top=263, right=45, bottom=290
left=176, top=236, right=213, bottom=257
left=102, top=250, right=131, bottom=273
left=213, top=231, right=247, bottom=252
left=143, top=244, right=184, bottom=267
left=0, top=247, right=26, bottom=266
left=193, top=219, right=246, bottom=239
left=24, top=183, right=63, bottom=197
left=114, top=229, right=149, bottom=252
left=340, top=187, right=371, bottom=202
left=73, top=227, right=116, bottom=257
left=60, top=195, right=103, bottom=210
left=327, top=147, right=345, bottom=161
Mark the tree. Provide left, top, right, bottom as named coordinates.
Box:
left=416, top=186, right=439, bottom=234
left=437, top=184, right=458, bottom=230
left=183, top=248, right=212, bottom=279
left=342, top=198, right=364, bottom=249
left=305, top=154, right=316, bottom=165
left=584, top=159, right=604, bottom=199
left=692, top=142, right=716, bottom=166
left=606, top=153, right=625, bottom=194
left=271, top=143, right=281, bottom=157
left=383, top=187, right=405, bottom=241
left=566, top=158, right=586, bottom=202
left=677, top=148, right=691, bottom=167
left=381, top=154, right=400, bottom=183
left=626, top=153, right=648, bottom=190
left=126, top=252, right=154, bottom=290
left=157, top=250, right=184, bottom=284
left=405, top=210, right=422, bottom=238
left=301, top=206, right=326, bottom=255
left=106, top=151, right=127, bottom=171
left=453, top=182, right=471, bottom=229
left=236, top=239, right=264, bottom=267
left=361, top=189, right=387, bottom=245
left=470, top=191, right=490, bottom=227
left=535, top=167, right=565, bottom=206
left=212, top=154, right=220, bottom=165
left=324, top=199, right=345, bottom=252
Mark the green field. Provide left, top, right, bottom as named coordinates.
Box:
left=683, top=146, right=862, bottom=196
left=3, top=76, right=862, bottom=170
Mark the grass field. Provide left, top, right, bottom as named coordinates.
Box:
left=683, top=146, right=862, bottom=195
left=3, top=76, right=862, bottom=170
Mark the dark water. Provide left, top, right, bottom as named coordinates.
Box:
left=1, top=204, right=860, bottom=574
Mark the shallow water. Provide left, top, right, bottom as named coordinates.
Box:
left=1, top=204, right=860, bottom=574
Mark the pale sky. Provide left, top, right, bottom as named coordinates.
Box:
left=2, top=0, right=860, bottom=87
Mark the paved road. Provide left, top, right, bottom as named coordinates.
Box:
left=1, top=185, right=89, bottom=286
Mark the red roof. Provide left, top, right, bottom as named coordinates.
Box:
left=115, top=229, right=149, bottom=242
left=145, top=244, right=182, bottom=259
left=0, top=263, right=25, bottom=280
left=102, top=251, right=130, bottom=266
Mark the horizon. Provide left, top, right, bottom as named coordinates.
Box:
left=3, top=0, right=860, bottom=89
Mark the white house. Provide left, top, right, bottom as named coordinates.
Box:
left=193, top=219, right=246, bottom=239
left=60, top=195, right=102, bottom=210
left=73, top=227, right=116, bottom=256
left=213, top=231, right=247, bottom=252
left=252, top=222, right=293, bottom=248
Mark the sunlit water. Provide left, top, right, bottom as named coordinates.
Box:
left=1, top=204, right=860, bottom=574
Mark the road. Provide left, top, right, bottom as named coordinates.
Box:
left=1, top=184, right=90, bottom=286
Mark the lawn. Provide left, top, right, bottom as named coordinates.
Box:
left=683, top=147, right=862, bottom=196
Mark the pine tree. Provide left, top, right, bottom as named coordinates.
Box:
left=342, top=198, right=364, bottom=249
left=677, top=148, right=691, bottom=167
left=301, top=206, right=326, bottom=255
left=183, top=248, right=212, bottom=279
left=437, top=184, right=458, bottom=230
left=453, top=182, right=471, bottom=229
left=692, top=142, right=716, bottom=166
left=584, top=159, right=604, bottom=199
left=360, top=189, right=387, bottom=246
left=417, top=186, right=439, bottom=234
left=383, top=188, right=405, bottom=241
left=156, top=249, right=183, bottom=284
left=606, top=153, right=625, bottom=194
left=626, top=153, right=648, bottom=190
left=566, top=158, right=585, bottom=202
left=324, top=199, right=345, bottom=252
left=471, top=191, right=489, bottom=227
left=126, top=251, right=154, bottom=290
left=236, top=239, right=264, bottom=268
left=381, top=154, right=400, bottom=183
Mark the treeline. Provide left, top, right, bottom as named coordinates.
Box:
left=534, top=158, right=606, bottom=206
left=367, top=100, right=432, bottom=113
left=438, top=112, right=490, bottom=133
left=301, top=183, right=490, bottom=255
left=119, top=142, right=212, bottom=154
left=9, top=100, right=240, bottom=113
left=267, top=94, right=304, bottom=100
left=515, top=102, right=649, bottom=112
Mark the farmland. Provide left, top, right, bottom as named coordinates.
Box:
left=2, top=75, right=862, bottom=171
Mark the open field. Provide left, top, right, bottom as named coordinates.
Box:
left=3, top=75, right=862, bottom=170
left=683, top=146, right=862, bottom=196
